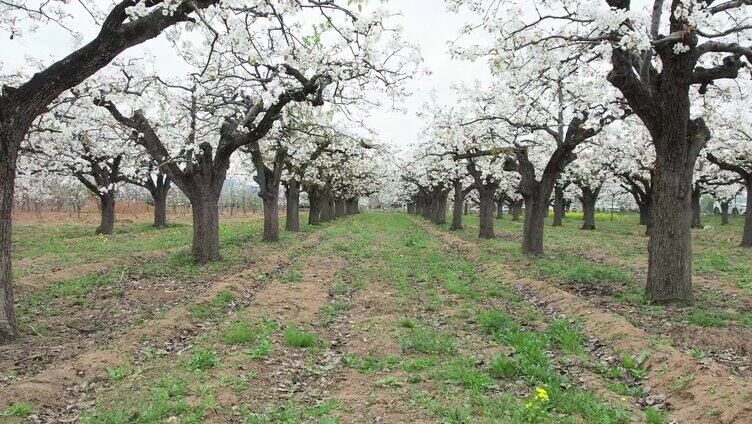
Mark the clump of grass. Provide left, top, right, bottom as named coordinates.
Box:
left=280, top=267, right=303, bottom=284
left=344, top=354, right=400, bottom=373
left=2, top=403, right=32, bottom=418
left=434, top=357, right=493, bottom=391
left=397, top=325, right=455, bottom=355
left=686, top=309, right=727, bottom=327
left=477, top=308, right=515, bottom=335
left=221, top=322, right=256, bottom=344
left=106, top=366, right=128, bottom=382
left=283, top=326, right=317, bottom=348
left=187, top=348, right=219, bottom=371
left=545, top=319, right=584, bottom=355
left=211, top=290, right=235, bottom=308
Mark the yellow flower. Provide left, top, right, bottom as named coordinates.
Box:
left=535, top=387, right=549, bottom=402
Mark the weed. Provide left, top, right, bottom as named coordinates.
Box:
left=645, top=406, right=668, bottom=424
left=397, top=325, right=455, bottom=355
left=283, top=326, right=317, bottom=348
left=187, top=348, right=220, bottom=371
left=2, top=403, right=32, bottom=418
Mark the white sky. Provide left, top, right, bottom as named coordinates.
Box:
left=0, top=0, right=490, bottom=150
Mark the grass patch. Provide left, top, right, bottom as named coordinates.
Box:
left=283, top=326, right=317, bottom=348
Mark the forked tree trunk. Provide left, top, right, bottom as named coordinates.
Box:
left=285, top=179, right=301, bottom=232
left=0, top=147, right=18, bottom=342
left=691, top=186, right=703, bottom=229
left=552, top=185, right=566, bottom=227
left=478, top=187, right=496, bottom=239
left=450, top=180, right=464, bottom=231
left=743, top=180, right=752, bottom=247
left=496, top=199, right=504, bottom=220
left=96, top=193, right=116, bottom=235
left=190, top=194, right=221, bottom=264
left=335, top=197, right=346, bottom=218
left=308, top=189, right=321, bottom=226
left=720, top=201, right=729, bottom=226
left=522, top=193, right=547, bottom=256
left=262, top=191, right=280, bottom=242
left=580, top=187, right=598, bottom=231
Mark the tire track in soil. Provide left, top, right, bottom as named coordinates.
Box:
left=0, top=232, right=323, bottom=417
left=422, top=221, right=752, bottom=424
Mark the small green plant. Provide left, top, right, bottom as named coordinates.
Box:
left=283, top=326, right=317, bottom=348
left=669, top=374, right=695, bottom=393
left=211, top=290, right=235, bottom=308
left=686, top=309, right=727, bottom=327
left=374, top=376, right=403, bottom=387
left=344, top=353, right=400, bottom=373
left=476, top=308, right=515, bottom=335
left=187, top=348, right=220, bottom=371
left=619, top=351, right=649, bottom=380
left=106, top=366, right=128, bottom=382
left=281, top=267, right=303, bottom=284
left=644, top=406, right=668, bottom=424
left=2, top=403, right=32, bottom=418
left=545, top=319, right=584, bottom=355
left=244, top=338, right=274, bottom=359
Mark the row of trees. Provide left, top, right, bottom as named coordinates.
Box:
left=398, top=0, right=752, bottom=306
left=0, top=0, right=418, bottom=342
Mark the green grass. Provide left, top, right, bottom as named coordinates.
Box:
left=282, top=326, right=317, bottom=348
left=396, top=325, right=455, bottom=355
left=187, top=348, right=220, bottom=371
left=2, top=403, right=32, bottom=418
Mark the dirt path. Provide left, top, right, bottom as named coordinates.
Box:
left=0, top=232, right=322, bottom=417
left=423, top=222, right=752, bottom=424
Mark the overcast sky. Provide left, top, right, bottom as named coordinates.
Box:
left=1, top=1, right=490, bottom=150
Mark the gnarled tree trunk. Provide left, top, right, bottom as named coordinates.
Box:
left=285, top=179, right=301, bottom=232
left=262, top=191, right=280, bottom=242
left=96, top=192, right=116, bottom=235
left=190, top=193, right=221, bottom=264
left=522, top=192, right=547, bottom=255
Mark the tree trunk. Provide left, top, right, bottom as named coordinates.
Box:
left=742, top=180, right=752, bottom=247
left=691, top=186, right=703, bottom=229
left=421, top=194, right=432, bottom=220
left=496, top=199, right=504, bottom=220
left=522, top=194, right=546, bottom=256
left=646, top=150, right=696, bottom=304
left=153, top=191, right=167, bottom=228
left=720, top=201, right=729, bottom=226
left=638, top=202, right=649, bottom=225
left=190, top=194, right=221, bottom=264
left=308, top=189, right=321, bottom=226
left=335, top=197, right=346, bottom=218
left=463, top=202, right=469, bottom=215
left=320, top=190, right=334, bottom=222
left=262, top=192, right=280, bottom=242
left=346, top=198, right=358, bottom=215
left=285, top=179, right=301, bottom=232
left=511, top=200, right=522, bottom=221
left=407, top=202, right=416, bottom=214
left=478, top=187, right=495, bottom=239
left=0, top=145, right=18, bottom=342
left=96, top=192, right=116, bottom=235
left=552, top=185, right=565, bottom=227
left=580, top=188, right=597, bottom=231
left=450, top=180, right=464, bottom=231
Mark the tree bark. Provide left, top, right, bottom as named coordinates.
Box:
left=743, top=180, right=752, bottom=247
left=552, top=185, right=566, bottom=226
left=407, top=202, right=416, bottom=214
left=0, top=148, right=18, bottom=342
left=346, top=198, right=358, bottom=215
left=153, top=189, right=168, bottom=228
left=496, top=198, right=504, bottom=220
left=96, top=192, right=116, bottom=235
left=580, top=187, right=598, bottom=231
left=190, top=194, right=221, bottom=264
left=478, top=187, right=496, bottom=239
left=285, top=179, right=301, bottom=232
left=691, top=185, right=703, bottom=229
left=463, top=202, right=469, bottom=215
left=307, top=188, right=321, bottom=226
left=335, top=197, right=346, bottom=218
left=522, top=193, right=547, bottom=255
left=450, top=180, right=464, bottom=231
left=720, top=201, right=730, bottom=226
left=646, top=145, right=698, bottom=305
left=320, top=190, right=335, bottom=222
left=511, top=200, right=522, bottom=221
left=262, top=191, right=280, bottom=242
